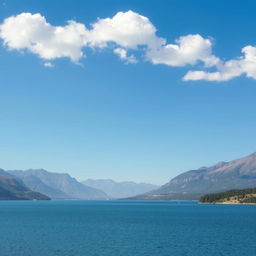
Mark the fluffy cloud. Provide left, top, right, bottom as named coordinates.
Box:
left=0, top=10, right=255, bottom=82
left=86, top=10, right=165, bottom=49
left=113, top=48, right=137, bottom=63
left=0, top=10, right=165, bottom=63
left=0, top=13, right=87, bottom=62
left=183, top=46, right=256, bottom=81
left=147, top=34, right=219, bottom=67
left=0, top=11, right=214, bottom=68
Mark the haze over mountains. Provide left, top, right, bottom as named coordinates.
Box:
left=6, top=169, right=158, bottom=200
left=131, top=152, right=256, bottom=200
left=8, top=169, right=109, bottom=200
left=83, top=179, right=158, bottom=198
left=0, top=169, right=50, bottom=200
left=1, top=151, right=256, bottom=200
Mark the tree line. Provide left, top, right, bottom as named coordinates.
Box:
left=199, top=188, right=256, bottom=203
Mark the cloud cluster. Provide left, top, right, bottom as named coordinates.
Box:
left=183, top=46, right=256, bottom=81
left=0, top=10, right=255, bottom=81
left=0, top=11, right=165, bottom=64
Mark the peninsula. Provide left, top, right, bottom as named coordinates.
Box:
left=199, top=188, right=256, bottom=204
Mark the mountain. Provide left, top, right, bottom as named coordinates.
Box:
left=131, top=152, right=256, bottom=200
left=0, top=169, right=50, bottom=200
left=82, top=179, right=159, bottom=198
left=9, top=169, right=109, bottom=200
left=12, top=174, right=70, bottom=199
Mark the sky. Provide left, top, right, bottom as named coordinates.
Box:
left=0, top=0, right=256, bottom=185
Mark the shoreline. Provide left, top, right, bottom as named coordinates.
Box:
left=201, top=202, right=256, bottom=205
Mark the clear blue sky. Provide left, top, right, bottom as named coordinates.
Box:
left=0, top=0, right=256, bottom=184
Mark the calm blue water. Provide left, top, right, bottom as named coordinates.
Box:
left=0, top=201, right=256, bottom=256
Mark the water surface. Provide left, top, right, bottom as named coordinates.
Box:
left=0, top=200, right=255, bottom=256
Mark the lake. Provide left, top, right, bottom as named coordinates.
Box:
left=0, top=200, right=255, bottom=256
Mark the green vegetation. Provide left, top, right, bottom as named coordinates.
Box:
left=242, top=196, right=256, bottom=204
left=200, top=188, right=256, bottom=204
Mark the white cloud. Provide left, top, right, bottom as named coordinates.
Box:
left=0, top=10, right=165, bottom=64
left=147, top=34, right=219, bottom=67
left=0, top=10, right=255, bottom=82
left=0, top=12, right=87, bottom=62
left=114, top=48, right=137, bottom=63
left=44, top=62, right=54, bottom=67
left=183, top=45, right=256, bottom=81
left=86, top=10, right=165, bottom=49
left=0, top=11, right=215, bottom=69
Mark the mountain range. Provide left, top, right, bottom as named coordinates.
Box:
left=82, top=179, right=158, bottom=198
left=8, top=169, right=109, bottom=200
left=129, top=152, right=256, bottom=200
left=0, top=169, right=50, bottom=200
left=0, top=168, right=158, bottom=200
left=1, top=151, right=256, bottom=201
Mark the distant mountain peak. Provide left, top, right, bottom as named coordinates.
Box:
left=131, top=152, right=256, bottom=200
left=8, top=169, right=109, bottom=200
left=82, top=179, right=159, bottom=199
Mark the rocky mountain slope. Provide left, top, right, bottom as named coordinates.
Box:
left=131, top=152, right=256, bottom=200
